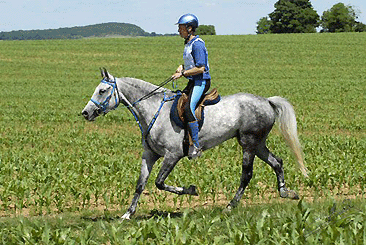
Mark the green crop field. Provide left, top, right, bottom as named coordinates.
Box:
left=0, top=33, right=365, bottom=244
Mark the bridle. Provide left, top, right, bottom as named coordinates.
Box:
left=90, top=78, right=120, bottom=115
left=89, top=76, right=176, bottom=145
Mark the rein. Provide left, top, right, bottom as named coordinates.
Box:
left=131, top=77, right=174, bottom=106
left=126, top=77, right=176, bottom=145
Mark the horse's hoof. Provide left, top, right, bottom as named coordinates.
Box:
left=280, top=188, right=299, bottom=200
left=223, top=205, right=233, bottom=214
left=120, top=212, right=131, bottom=221
left=184, top=185, right=199, bottom=196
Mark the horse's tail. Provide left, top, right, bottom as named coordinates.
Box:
left=268, top=96, right=308, bottom=177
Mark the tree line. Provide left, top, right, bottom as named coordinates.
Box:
left=0, top=23, right=177, bottom=41
left=257, top=1, right=366, bottom=34
left=0, top=22, right=216, bottom=41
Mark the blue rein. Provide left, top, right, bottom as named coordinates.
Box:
left=127, top=91, right=177, bottom=145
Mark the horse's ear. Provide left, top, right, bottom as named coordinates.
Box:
left=103, top=68, right=110, bottom=80
left=100, top=67, right=110, bottom=80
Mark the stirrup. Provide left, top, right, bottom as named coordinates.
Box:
left=188, top=145, right=202, bottom=159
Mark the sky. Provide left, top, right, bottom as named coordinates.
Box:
left=1, top=0, right=366, bottom=35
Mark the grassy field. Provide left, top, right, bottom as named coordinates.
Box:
left=0, top=33, right=365, bottom=243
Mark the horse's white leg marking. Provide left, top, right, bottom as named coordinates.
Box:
left=121, top=150, right=160, bottom=220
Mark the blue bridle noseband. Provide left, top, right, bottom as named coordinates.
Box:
left=90, top=78, right=119, bottom=114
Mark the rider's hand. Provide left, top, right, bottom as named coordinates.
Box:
left=172, top=72, right=182, bottom=80
left=172, top=65, right=184, bottom=80
left=176, top=65, right=183, bottom=73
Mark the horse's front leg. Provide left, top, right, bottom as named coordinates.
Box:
left=121, top=150, right=160, bottom=220
left=155, top=152, right=198, bottom=196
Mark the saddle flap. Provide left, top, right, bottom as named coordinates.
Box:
left=177, top=93, right=188, bottom=123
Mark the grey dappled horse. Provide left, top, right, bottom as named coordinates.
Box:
left=82, top=70, right=308, bottom=220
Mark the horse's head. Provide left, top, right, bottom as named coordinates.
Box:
left=82, top=68, right=120, bottom=121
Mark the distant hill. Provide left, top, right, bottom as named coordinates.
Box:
left=0, top=23, right=162, bottom=40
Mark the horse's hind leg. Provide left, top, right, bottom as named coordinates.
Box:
left=155, top=152, right=198, bottom=196
left=256, top=145, right=299, bottom=199
left=227, top=146, right=256, bottom=210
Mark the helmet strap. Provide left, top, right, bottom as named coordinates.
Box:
left=184, top=33, right=192, bottom=44
left=184, top=25, right=194, bottom=44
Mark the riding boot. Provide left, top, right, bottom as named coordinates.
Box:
left=188, top=121, right=202, bottom=159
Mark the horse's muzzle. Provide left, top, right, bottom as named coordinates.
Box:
left=81, top=109, right=100, bottom=121
left=81, top=110, right=89, bottom=120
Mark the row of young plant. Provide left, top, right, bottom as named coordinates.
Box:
left=0, top=199, right=364, bottom=244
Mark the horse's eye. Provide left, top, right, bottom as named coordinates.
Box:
left=99, top=89, right=106, bottom=95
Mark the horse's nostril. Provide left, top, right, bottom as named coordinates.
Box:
left=82, top=110, right=88, bottom=117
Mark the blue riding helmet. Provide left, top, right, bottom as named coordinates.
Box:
left=176, top=14, right=199, bottom=29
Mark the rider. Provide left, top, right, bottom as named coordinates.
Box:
left=172, top=13, right=211, bottom=159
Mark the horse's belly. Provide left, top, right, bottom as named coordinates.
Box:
left=200, top=103, right=242, bottom=149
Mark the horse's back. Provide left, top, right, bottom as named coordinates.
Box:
left=204, top=92, right=275, bottom=124
left=201, top=93, right=276, bottom=143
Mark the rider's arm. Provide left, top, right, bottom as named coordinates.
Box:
left=182, top=66, right=205, bottom=77
left=172, top=65, right=183, bottom=80
left=172, top=65, right=205, bottom=80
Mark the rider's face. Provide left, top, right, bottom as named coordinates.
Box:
left=178, top=24, right=189, bottom=38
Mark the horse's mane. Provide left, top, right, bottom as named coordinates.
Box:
left=119, top=77, right=172, bottom=96
left=121, top=77, right=159, bottom=89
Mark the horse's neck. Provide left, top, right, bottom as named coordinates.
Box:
left=117, top=77, right=163, bottom=125
left=117, top=77, right=158, bottom=102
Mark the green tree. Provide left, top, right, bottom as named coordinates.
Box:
left=355, top=21, right=366, bottom=32
left=256, top=17, right=272, bottom=34
left=196, top=25, right=216, bottom=35
left=269, top=0, right=320, bottom=33
left=321, top=3, right=361, bottom=32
